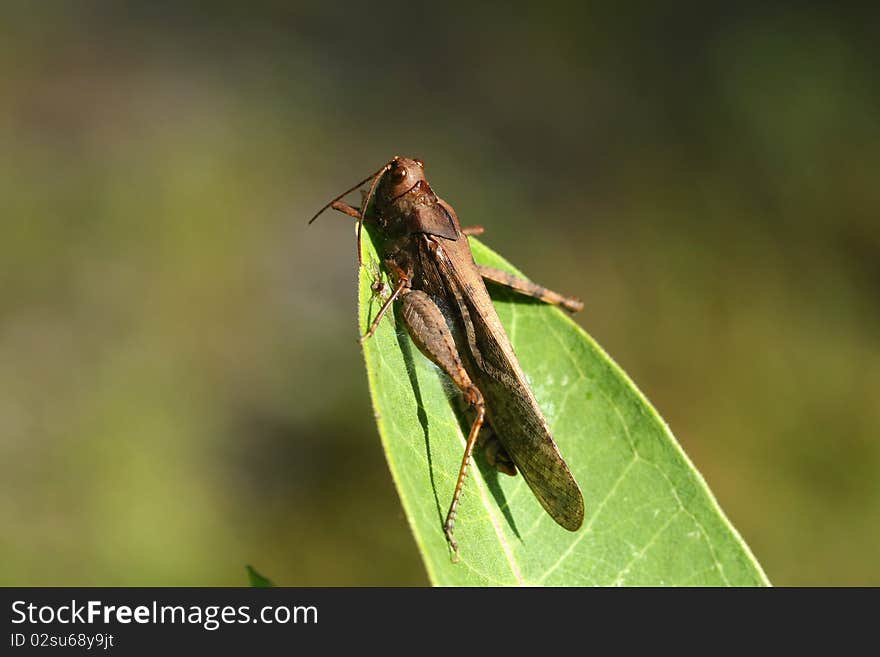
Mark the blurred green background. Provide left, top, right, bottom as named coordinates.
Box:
left=2, top=2, right=878, bottom=586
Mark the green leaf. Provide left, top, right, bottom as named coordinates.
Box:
left=245, top=565, right=274, bottom=587
left=359, top=228, right=769, bottom=586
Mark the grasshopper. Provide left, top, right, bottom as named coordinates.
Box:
left=310, top=156, right=585, bottom=557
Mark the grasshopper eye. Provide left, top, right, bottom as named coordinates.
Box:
left=391, top=166, right=407, bottom=182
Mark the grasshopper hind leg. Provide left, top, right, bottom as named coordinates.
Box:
left=483, top=434, right=517, bottom=477
left=399, top=289, right=486, bottom=560
left=460, top=411, right=517, bottom=478
left=478, top=265, right=584, bottom=313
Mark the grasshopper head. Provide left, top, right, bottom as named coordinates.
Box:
left=307, top=155, right=430, bottom=265
left=380, top=156, right=426, bottom=202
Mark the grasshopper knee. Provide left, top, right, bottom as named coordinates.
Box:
left=465, top=385, right=484, bottom=414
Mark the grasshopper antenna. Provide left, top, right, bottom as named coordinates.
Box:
left=356, top=162, right=392, bottom=265
left=308, top=161, right=392, bottom=266
left=307, top=163, right=390, bottom=226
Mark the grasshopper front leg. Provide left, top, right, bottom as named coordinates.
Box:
left=330, top=200, right=362, bottom=219
left=361, top=261, right=409, bottom=341
left=398, top=289, right=485, bottom=560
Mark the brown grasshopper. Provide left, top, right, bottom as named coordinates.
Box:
left=310, top=156, right=585, bottom=557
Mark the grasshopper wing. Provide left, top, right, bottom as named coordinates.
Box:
left=428, top=236, right=585, bottom=531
